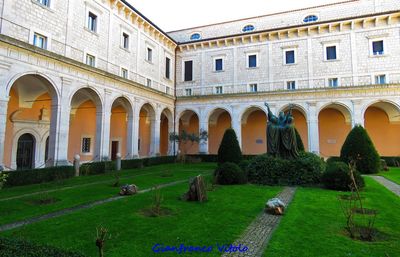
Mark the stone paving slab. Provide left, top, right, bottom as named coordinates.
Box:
left=0, top=179, right=187, bottom=232
left=221, top=187, right=297, bottom=257
left=370, top=176, right=400, bottom=197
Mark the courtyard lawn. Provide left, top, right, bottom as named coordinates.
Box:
left=0, top=163, right=215, bottom=226
left=1, top=184, right=282, bottom=257
left=379, top=167, right=400, bottom=185
left=264, top=177, right=400, bottom=257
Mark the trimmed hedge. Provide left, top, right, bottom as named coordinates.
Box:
left=326, top=156, right=342, bottom=164
left=0, top=237, right=86, bottom=257
left=187, top=154, right=256, bottom=163
left=381, top=157, right=400, bottom=167
left=121, top=156, right=176, bottom=169
left=4, top=166, right=74, bottom=187
left=217, top=128, right=242, bottom=164
left=322, top=161, right=365, bottom=191
left=80, top=161, right=115, bottom=176
left=247, top=152, right=325, bottom=186
left=214, top=162, right=247, bottom=185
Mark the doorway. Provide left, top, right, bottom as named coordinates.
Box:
left=16, top=133, right=35, bottom=170
left=111, top=141, right=119, bottom=161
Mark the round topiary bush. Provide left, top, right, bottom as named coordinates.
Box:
left=291, top=151, right=326, bottom=185
left=214, top=162, right=247, bottom=185
left=217, top=128, right=242, bottom=164
left=322, top=161, right=365, bottom=191
left=340, top=125, right=380, bottom=174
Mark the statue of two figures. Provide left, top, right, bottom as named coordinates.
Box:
left=264, top=102, right=299, bottom=159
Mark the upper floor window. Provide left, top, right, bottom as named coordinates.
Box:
left=328, top=78, right=339, bottom=87
left=146, top=48, right=153, bottom=62
left=86, top=54, right=96, bottom=67
left=215, top=58, right=223, bottom=72
left=303, top=15, right=318, bottom=23
left=287, top=81, right=296, bottom=90
left=146, top=78, right=152, bottom=87
left=285, top=50, right=295, bottom=64
left=185, top=88, right=192, bottom=96
left=184, top=60, right=193, bottom=82
left=121, top=68, right=128, bottom=79
left=249, top=83, right=258, bottom=93
left=372, top=40, right=384, bottom=56
left=215, top=86, right=223, bottom=94
left=242, top=25, right=255, bottom=32
left=165, top=57, right=171, bottom=79
left=88, top=12, right=97, bottom=32
left=190, top=33, right=201, bottom=41
left=122, top=33, right=129, bottom=49
left=37, top=0, right=50, bottom=7
left=325, top=45, right=337, bottom=60
left=248, top=54, right=257, bottom=68
left=33, top=33, right=47, bottom=49
left=375, top=74, right=386, bottom=85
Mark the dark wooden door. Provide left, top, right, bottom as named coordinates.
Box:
left=111, top=141, right=119, bottom=160
left=16, top=133, right=35, bottom=170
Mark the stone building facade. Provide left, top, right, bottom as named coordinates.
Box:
left=0, top=0, right=399, bottom=170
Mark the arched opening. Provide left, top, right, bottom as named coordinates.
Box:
left=160, top=109, right=173, bottom=156
left=5, top=74, right=58, bottom=170
left=241, top=107, right=267, bottom=155
left=280, top=106, right=309, bottom=151
left=139, top=103, right=155, bottom=157
left=364, top=101, right=400, bottom=156
left=16, top=133, right=35, bottom=170
left=110, top=97, right=133, bottom=160
left=178, top=110, right=200, bottom=154
left=68, top=88, right=102, bottom=163
left=208, top=108, right=232, bottom=154
left=318, top=104, right=352, bottom=157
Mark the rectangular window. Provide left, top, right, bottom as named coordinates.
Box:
left=372, top=40, right=384, bottom=55
left=122, top=33, right=129, bottom=49
left=33, top=33, right=47, bottom=49
left=184, top=61, right=193, bottom=81
left=215, top=86, right=223, bottom=94
left=326, top=46, right=337, bottom=60
left=86, top=54, right=96, bottom=67
left=215, top=58, right=223, bottom=71
left=82, top=138, right=91, bottom=153
left=375, top=74, right=386, bottom=84
left=185, top=88, right=192, bottom=96
left=287, top=81, right=296, bottom=90
left=121, top=68, right=128, bottom=79
left=285, top=50, right=295, bottom=64
left=146, top=78, right=152, bottom=87
left=165, top=57, right=171, bottom=79
left=37, top=0, right=50, bottom=7
left=328, top=78, right=338, bottom=87
left=248, top=54, right=257, bottom=68
left=88, top=12, right=97, bottom=32
left=249, top=83, right=258, bottom=92
left=146, top=48, right=153, bottom=62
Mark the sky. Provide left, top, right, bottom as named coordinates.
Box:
left=127, top=0, right=345, bottom=32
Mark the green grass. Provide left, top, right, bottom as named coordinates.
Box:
left=379, top=167, right=400, bottom=185
left=1, top=184, right=281, bottom=257
left=264, top=177, right=400, bottom=257
left=0, top=163, right=215, bottom=226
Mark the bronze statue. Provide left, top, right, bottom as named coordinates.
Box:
left=265, top=102, right=299, bottom=159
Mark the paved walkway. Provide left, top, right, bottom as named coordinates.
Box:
left=0, top=179, right=187, bottom=232
left=221, top=187, right=297, bottom=257
left=370, top=176, right=400, bottom=197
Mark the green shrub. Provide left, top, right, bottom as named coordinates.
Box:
left=214, top=162, right=247, bottom=185
left=380, top=159, right=389, bottom=171
left=238, top=160, right=251, bottom=172
left=121, top=159, right=144, bottom=169
left=80, top=161, right=115, bottom=176
left=340, top=125, right=381, bottom=174
left=217, top=129, right=242, bottom=164
left=381, top=157, right=400, bottom=167
left=326, top=156, right=342, bottom=164
left=295, top=128, right=305, bottom=152
left=247, top=152, right=325, bottom=186
left=4, top=166, right=74, bottom=187
left=322, top=161, right=365, bottom=191
left=0, top=237, right=86, bottom=257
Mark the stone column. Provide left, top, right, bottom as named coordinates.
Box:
left=0, top=98, right=8, bottom=170
left=352, top=100, right=364, bottom=127
left=99, top=91, right=112, bottom=161
left=167, top=118, right=176, bottom=156
left=199, top=120, right=209, bottom=154
left=152, top=117, right=161, bottom=156
left=132, top=100, right=140, bottom=158
left=307, top=102, right=320, bottom=155
left=126, top=114, right=134, bottom=159
left=231, top=106, right=242, bottom=149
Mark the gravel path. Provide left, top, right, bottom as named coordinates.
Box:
left=370, top=176, right=400, bottom=197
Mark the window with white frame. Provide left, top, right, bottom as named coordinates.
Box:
left=185, top=88, right=192, bottom=96
left=86, top=54, right=96, bottom=67
left=146, top=47, right=153, bottom=62
left=249, top=83, right=258, bottom=92
left=325, top=45, right=337, bottom=60
left=328, top=78, right=339, bottom=87
left=372, top=40, right=384, bottom=56
left=37, top=0, right=50, bottom=7
left=33, top=33, right=47, bottom=49
left=375, top=74, right=386, bottom=85
left=284, top=49, right=296, bottom=64
left=247, top=54, right=257, bottom=68
left=121, top=68, right=128, bottom=79
left=215, top=86, right=223, bottom=94
left=215, top=58, right=224, bottom=72
left=122, top=33, right=129, bottom=49
left=81, top=138, right=91, bottom=154
left=287, top=81, right=296, bottom=90
left=87, top=12, right=97, bottom=32
left=146, top=78, right=152, bottom=87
